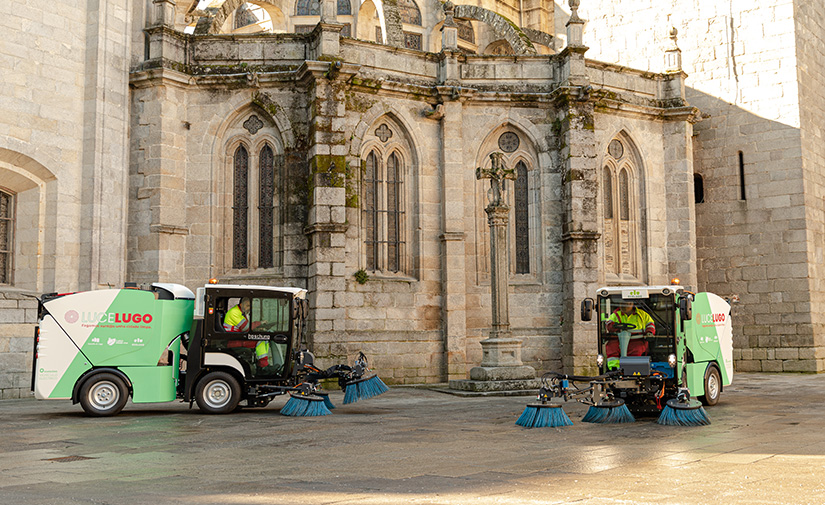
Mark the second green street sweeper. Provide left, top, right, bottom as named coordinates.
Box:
left=32, top=281, right=388, bottom=417
left=517, top=283, right=734, bottom=428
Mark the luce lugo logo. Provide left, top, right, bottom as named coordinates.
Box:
left=64, top=310, right=154, bottom=324
left=698, top=312, right=726, bottom=325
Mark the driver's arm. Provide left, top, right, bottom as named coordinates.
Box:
left=640, top=310, right=655, bottom=335
left=605, top=312, right=620, bottom=333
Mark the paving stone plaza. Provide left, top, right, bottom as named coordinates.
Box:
left=1, top=373, right=824, bottom=504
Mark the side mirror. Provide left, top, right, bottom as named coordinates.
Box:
left=581, top=298, right=594, bottom=321
left=679, top=297, right=692, bottom=320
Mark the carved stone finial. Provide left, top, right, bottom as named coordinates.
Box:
left=443, top=0, right=456, bottom=28
left=668, top=26, right=679, bottom=49
left=569, top=0, right=582, bottom=22
left=664, top=26, right=682, bottom=72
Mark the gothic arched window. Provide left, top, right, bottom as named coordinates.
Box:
left=258, top=144, right=275, bottom=269
left=457, top=19, right=474, bottom=44
left=602, top=137, right=640, bottom=280
left=233, top=145, right=249, bottom=269
left=514, top=160, right=530, bottom=274
left=337, top=0, right=352, bottom=15
left=364, top=150, right=379, bottom=270
left=362, top=149, right=406, bottom=273
left=0, top=189, right=13, bottom=284
left=399, top=0, right=421, bottom=25
left=296, top=0, right=351, bottom=15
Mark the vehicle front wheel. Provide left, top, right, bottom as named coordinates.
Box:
left=79, top=373, right=129, bottom=417
left=700, top=365, right=721, bottom=406
left=195, top=371, right=241, bottom=414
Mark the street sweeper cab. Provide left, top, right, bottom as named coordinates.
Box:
left=33, top=282, right=388, bottom=416
left=582, top=285, right=734, bottom=412
left=516, top=284, right=733, bottom=428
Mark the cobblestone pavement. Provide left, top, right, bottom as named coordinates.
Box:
left=1, top=373, right=824, bottom=505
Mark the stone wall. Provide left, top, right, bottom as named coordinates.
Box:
left=569, top=0, right=823, bottom=371
left=0, top=291, right=37, bottom=399
left=794, top=1, right=825, bottom=371
left=0, top=0, right=133, bottom=294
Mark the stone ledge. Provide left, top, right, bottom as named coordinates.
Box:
left=448, top=378, right=541, bottom=394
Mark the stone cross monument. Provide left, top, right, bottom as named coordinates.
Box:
left=468, top=152, right=536, bottom=383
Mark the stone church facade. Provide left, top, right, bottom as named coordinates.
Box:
left=1, top=0, right=823, bottom=397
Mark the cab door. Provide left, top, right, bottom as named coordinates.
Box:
left=201, top=290, right=294, bottom=381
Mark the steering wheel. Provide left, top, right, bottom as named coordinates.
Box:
left=611, top=322, right=636, bottom=331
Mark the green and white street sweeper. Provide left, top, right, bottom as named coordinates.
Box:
left=32, top=282, right=387, bottom=417
left=517, top=284, right=734, bottom=427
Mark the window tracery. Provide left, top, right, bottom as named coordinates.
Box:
left=602, top=136, right=640, bottom=280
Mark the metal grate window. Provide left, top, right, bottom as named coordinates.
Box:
left=296, top=0, right=320, bottom=15
left=514, top=161, right=529, bottom=274
left=619, top=169, right=630, bottom=221
left=0, top=190, right=12, bottom=284
left=233, top=145, right=249, bottom=269
left=399, top=0, right=422, bottom=25
left=258, top=144, right=274, bottom=269
left=234, top=3, right=258, bottom=29
left=386, top=152, right=403, bottom=272
left=363, top=150, right=405, bottom=273
left=457, top=20, right=474, bottom=43
left=403, top=32, right=421, bottom=50
left=364, top=151, right=379, bottom=270
left=603, top=167, right=613, bottom=219
left=337, top=0, right=352, bottom=15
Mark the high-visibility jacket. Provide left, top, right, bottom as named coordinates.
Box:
left=606, top=308, right=655, bottom=336
left=255, top=341, right=271, bottom=368
left=223, top=305, right=249, bottom=332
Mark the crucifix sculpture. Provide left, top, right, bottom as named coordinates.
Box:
left=476, top=152, right=516, bottom=339
left=470, top=152, right=535, bottom=382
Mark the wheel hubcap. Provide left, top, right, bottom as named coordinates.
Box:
left=89, top=381, right=119, bottom=410
left=708, top=374, right=720, bottom=400
left=204, top=380, right=231, bottom=409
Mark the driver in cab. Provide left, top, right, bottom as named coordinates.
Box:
left=223, top=297, right=274, bottom=371
left=605, top=299, right=655, bottom=357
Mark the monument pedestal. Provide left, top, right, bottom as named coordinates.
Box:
left=450, top=335, right=538, bottom=394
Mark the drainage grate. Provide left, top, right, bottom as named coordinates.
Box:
left=43, top=455, right=96, bottom=463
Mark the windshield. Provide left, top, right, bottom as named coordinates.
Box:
left=598, top=293, right=675, bottom=373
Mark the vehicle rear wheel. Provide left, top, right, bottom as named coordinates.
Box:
left=79, top=373, right=129, bottom=417
left=700, top=365, right=721, bottom=406
left=195, top=371, right=240, bottom=414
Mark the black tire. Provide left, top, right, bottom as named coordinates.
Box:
left=79, top=373, right=129, bottom=417
left=700, top=365, right=721, bottom=406
left=195, top=371, right=241, bottom=414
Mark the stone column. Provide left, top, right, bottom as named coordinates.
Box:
left=435, top=1, right=467, bottom=382
left=437, top=93, right=467, bottom=382
left=152, top=0, right=176, bottom=28
left=78, top=0, right=132, bottom=289
left=320, top=0, right=336, bottom=23
left=301, top=34, right=356, bottom=361
left=559, top=0, right=600, bottom=375
left=662, top=28, right=699, bottom=290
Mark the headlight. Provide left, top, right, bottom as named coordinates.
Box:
left=668, top=354, right=677, bottom=368
left=596, top=354, right=604, bottom=367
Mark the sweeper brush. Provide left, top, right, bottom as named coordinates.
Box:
left=281, top=392, right=332, bottom=417
left=581, top=399, right=635, bottom=424
left=343, top=374, right=390, bottom=404
left=341, top=352, right=390, bottom=404
left=656, top=390, right=711, bottom=426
